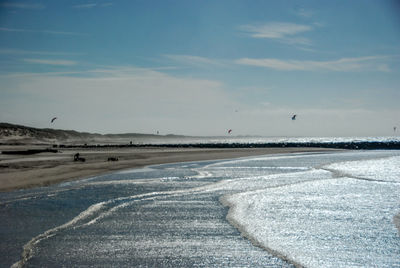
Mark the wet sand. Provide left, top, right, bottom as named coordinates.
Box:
left=0, top=145, right=335, bottom=192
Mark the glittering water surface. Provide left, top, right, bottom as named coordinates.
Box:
left=112, top=136, right=400, bottom=145
left=1, top=150, right=400, bottom=267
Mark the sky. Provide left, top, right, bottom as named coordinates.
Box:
left=0, top=0, right=399, bottom=136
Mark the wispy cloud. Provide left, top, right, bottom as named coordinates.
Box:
left=23, top=58, right=77, bottom=66
left=235, top=56, right=392, bottom=72
left=73, top=2, right=113, bottom=9
left=295, top=8, right=314, bottom=18
left=164, top=54, right=226, bottom=67
left=0, top=27, right=25, bottom=33
left=0, top=27, right=87, bottom=36
left=0, top=48, right=83, bottom=56
left=1, top=2, right=45, bottom=10
left=40, top=30, right=87, bottom=36
left=240, top=22, right=313, bottom=45
left=73, top=3, right=97, bottom=9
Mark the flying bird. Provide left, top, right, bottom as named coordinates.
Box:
left=51, top=117, right=57, bottom=123
left=228, top=129, right=232, bottom=134
left=291, top=114, right=297, bottom=120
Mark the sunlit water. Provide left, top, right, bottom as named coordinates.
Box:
left=128, top=136, right=400, bottom=145
left=1, top=150, right=399, bottom=267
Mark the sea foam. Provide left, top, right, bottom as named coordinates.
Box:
left=223, top=156, right=400, bottom=267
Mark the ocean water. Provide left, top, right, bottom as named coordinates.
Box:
left=1, top=150, right=399, bottom=267
left=128, top=135, right=400, bottom=145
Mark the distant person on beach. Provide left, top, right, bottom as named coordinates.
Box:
left=74, top=153, right=85, bottom=162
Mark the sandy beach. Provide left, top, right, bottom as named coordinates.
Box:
left=0, top=145, right=334, bottom=192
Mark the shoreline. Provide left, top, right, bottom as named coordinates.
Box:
left=0, top=146, right=338, bottom=192
left=220, top=195, right=305, bottom=268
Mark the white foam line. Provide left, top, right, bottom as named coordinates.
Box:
left=11, top=162, right=321, bottom=267
left=13, top=181, right=220, bottom=267
left=114, top=166, right=155, bottom=174
left=88, top=167, right=212, bottom=187
left=322, top=167, right=400, bottom=184
left=81, top=180, right=226, bottom=227
left=75, top=170, right=237, bottom=228
left=204, top=154, right=307, bottom=169
left=220, top=194, right=306, bottom=268
left=321, top=156, right=400, bottom=184
left=12, top=166, right=220, bottom=266
left=186, top=169, right=213, bottom=179
left=12, top=189, right=179, bottom=267
left=80, top=191, right=179, bottom=227
left=11, top=201, right=108, bottom=268
left=209, top=166, right=309, bottom=170
left=88, top=178, right=168, bottom=186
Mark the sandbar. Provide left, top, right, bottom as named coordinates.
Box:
left=0, top=145, right=336, bottom=192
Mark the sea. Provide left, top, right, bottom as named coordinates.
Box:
left=1, top=137, right=400, bottom=267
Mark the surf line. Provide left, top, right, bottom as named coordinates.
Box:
left=11, top=164, right=315, bottom=267
left=13, top=164, right=223, bottom=267
left=220, top=194, right=305, bottom=268
left=321, top=167, right=400, bottom=184
left=11, top=176, right=227, bottom=268
left=11, top=190, right=172, bottom=268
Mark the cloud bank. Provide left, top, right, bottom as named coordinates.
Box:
left=0, top=66, right=398, bottom=136
left=0, top=67, right=237, bottom=135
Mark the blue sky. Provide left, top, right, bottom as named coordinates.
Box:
left=0, top=0, right=399, bottom=136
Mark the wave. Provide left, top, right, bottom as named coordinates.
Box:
left=10, top=164, right=230, bottom=267
left=222, top=154, right=400, bottom=267
left=8, top=151, right=400, bottom=267
left=324, top=156, right=400, bottom=183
